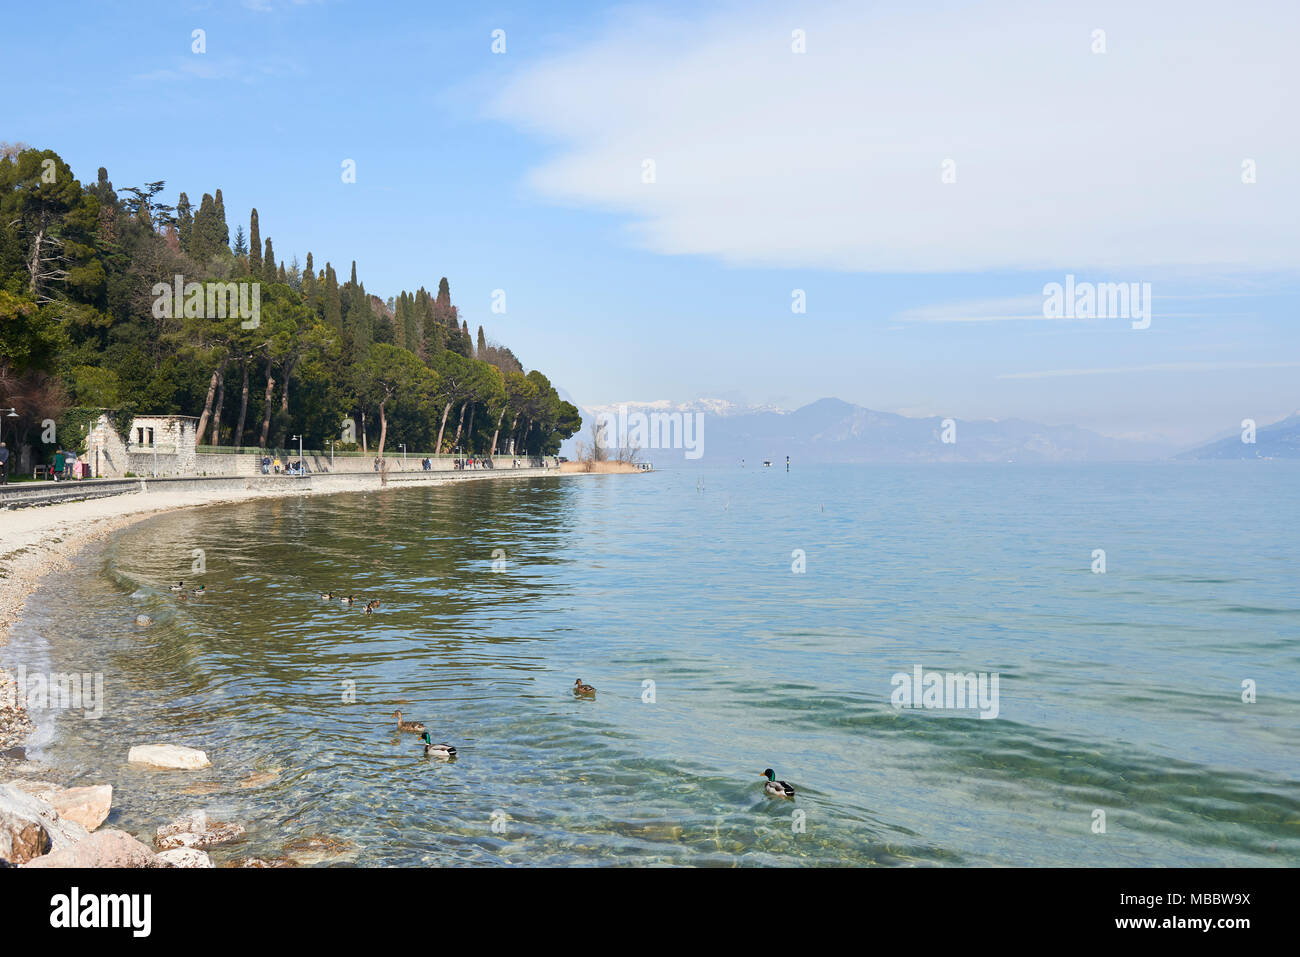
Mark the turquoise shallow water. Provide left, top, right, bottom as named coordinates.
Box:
left=7, top=463, right=1300, bottom=865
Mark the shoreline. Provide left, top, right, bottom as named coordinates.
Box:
left=0, top=468, right=576, bottom=757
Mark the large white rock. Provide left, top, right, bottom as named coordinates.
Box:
left=128, top=744, right=211, bottom=770
left=11, top=781, right=112, bottom=831
left=156, top=847, right=213, bottom=868
left=0, top=783, right=90, bottom=865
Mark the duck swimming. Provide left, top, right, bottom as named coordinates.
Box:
left=190, top=585, right=205, bottom=596
left=320, top=591, right=334, bottom=600
left=573, top=678, right=596, bottom=697
left=392, top=710, right=426, bottom=733
left=418, top=731, right=457, bottom=760
left=363, top=599, right=380, bottom=615
left=341, top=595, right=354, bottom=606
left=169, top=581, right=184, bottom=592
left=761, top=769, right=795, bottom=798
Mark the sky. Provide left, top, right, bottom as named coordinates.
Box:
left=2, top=0, right=1297, bottom=445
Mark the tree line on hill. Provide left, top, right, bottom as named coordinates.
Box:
left=0, top=144, right=580, bottom=472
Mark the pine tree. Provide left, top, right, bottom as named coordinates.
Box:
left=233, top=224, right=247, bottom=257
left=248, top=208, right=262, bottom=274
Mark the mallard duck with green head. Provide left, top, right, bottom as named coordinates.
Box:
left=761, top=769, right=795, bottom=798
left=418, top=731, right=457, bottom=760
left=392, top=709, right=426, bottom=733
left=190, top=584, right=205, bottom=596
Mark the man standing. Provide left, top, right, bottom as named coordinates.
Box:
left=0, top=441, right=9, bottom=484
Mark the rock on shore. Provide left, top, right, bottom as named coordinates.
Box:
left=0, top=783, right=92, bottom=864
left=11, top=781, right=112, bottom=831
left=155, top=847, right=214, bottom=868
left=155, top=810, right=246, bottom=850
left=23, top=829, right=161, bottom=868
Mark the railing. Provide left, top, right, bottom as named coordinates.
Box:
left=195, top=447, right=526, bottom=462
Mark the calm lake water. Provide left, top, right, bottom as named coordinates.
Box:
left=8, top=463, right=1300, bottom=866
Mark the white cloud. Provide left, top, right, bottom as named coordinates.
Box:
left=998, top=361, right=1300, bottom=379
left=894, top=295, right=1045, bottom=321
left=490, top=0, right=1299, bottom=273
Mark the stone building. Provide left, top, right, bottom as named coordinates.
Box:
left=88, top=414, right=198, bottom=478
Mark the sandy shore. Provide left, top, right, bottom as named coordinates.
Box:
left=559, top=460, right=648, bottom=474
left=0, top=469, right=569, bottom=756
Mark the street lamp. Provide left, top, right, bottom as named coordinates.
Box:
left=328, top=438, right=334, bottom=472
left=398, top=443, right=406, bottom=470
left=1, top=408, right=16, bottom=480
left=290, top=434, right=304, bottom=477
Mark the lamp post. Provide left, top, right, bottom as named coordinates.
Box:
left=1, top=408, right=16, bottom=481
left=328, top=438, right=334, bottom=472
left=398, top=443, right=406, bottom=470
left=290, top=434, right=304, bottom=477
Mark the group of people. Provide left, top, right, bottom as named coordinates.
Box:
left=260, top=455, right=307, bottom=475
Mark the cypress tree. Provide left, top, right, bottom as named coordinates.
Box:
left=278, top=262, right=286, bottom=283
left=324, top=264, right=342, bottom=328
left=213, top=189, right=230, bottom=249
left=476, top=325, right=486, bottom=358
left=191, top=193, right=217, bottom=261
left=263, top=238, right=276, bottom=284
left=176, top=192, right=193, bottom=253
left=302, top=252, right=316, bottom=304
left=248, top=209, right=262, bottom=274
left=436, top=277, right=451, bottom=317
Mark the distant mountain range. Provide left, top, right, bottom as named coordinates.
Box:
left=558, top=397, right=1300, bottom=464
left=1176, top=412, right=1300, bottom=460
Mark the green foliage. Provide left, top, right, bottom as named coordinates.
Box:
left=0, top=145, right=581, bottom=459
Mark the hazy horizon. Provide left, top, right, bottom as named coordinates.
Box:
left=4, top=0, right=1295, bottom=446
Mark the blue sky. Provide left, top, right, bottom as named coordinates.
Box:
left=3, top=0, right=1296, bottom=445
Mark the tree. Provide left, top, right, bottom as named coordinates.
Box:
left=0, top=149, right=99, bottom=303
left=354, top=343, right=438, bottom=464
left=176, top=192, right=193, bottom=252
left=248, top=208, right=261, bottom=274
